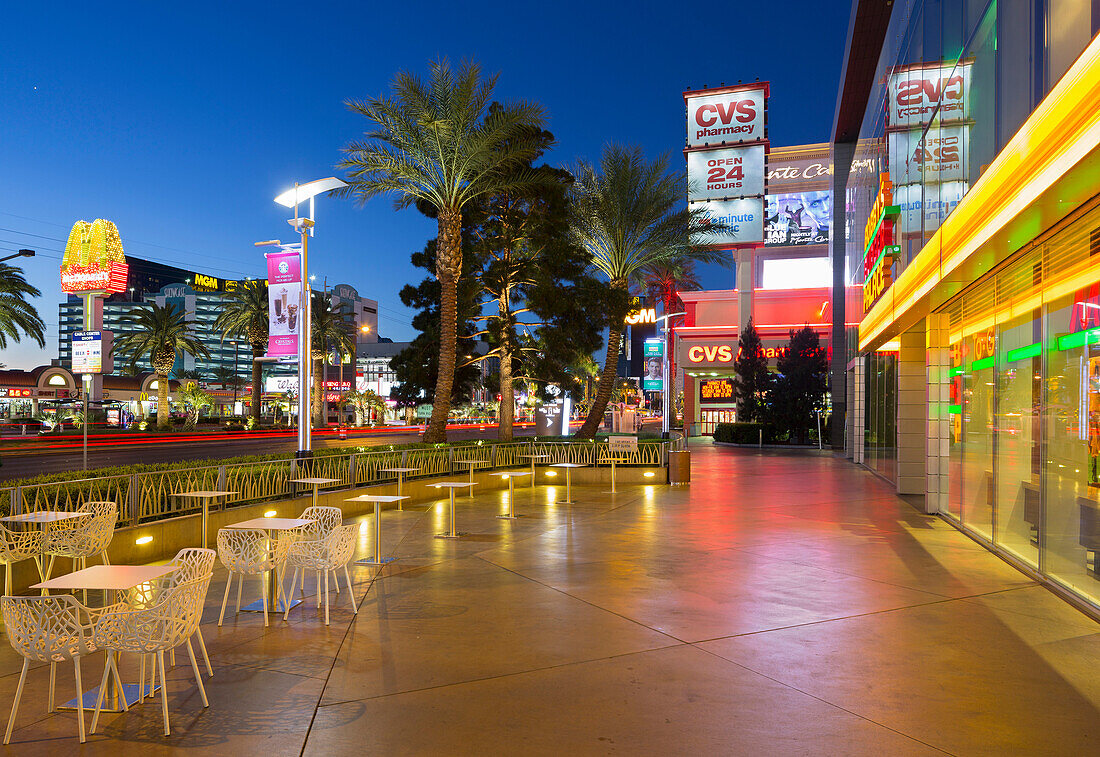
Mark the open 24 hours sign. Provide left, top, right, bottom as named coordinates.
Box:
left=687, top=144, right=766, bottom=202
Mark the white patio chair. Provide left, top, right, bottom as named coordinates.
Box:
left=91, top=574, right=212, bottom=737
left=0, top=524, right=44, bottom=596
left=2, top=594, right=124, bottom=744
left=125, top=547, right=217, bottom=687
left=296, top=506, right=344, bottom=595
left=44, top=503, right=117, bottom=587
left=216, top=528, right=277, bottom=627
left=282, top=524, right=358, bottom=625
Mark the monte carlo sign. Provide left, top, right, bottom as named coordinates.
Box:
left=61, top=219, right=128, bottom=294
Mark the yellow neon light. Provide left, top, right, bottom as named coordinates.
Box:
left=860, top=34, right=1100, bottom=350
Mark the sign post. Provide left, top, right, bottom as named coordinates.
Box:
left=72, top=330, right=103, bottom=470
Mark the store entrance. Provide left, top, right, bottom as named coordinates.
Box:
left=700, top=408, right=735, bottom=435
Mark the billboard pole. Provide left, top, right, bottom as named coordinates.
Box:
left=656, top=312, right=685, bottom=435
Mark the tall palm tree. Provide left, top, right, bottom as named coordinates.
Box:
left=213, top=280, right=269, bottom=424
left=114, top=303, right=209, bottom=429
left=310, top=294, right=354, bottom=425
left=568, top=145, right=728, bottom=439
left=337, top=58, right=548, bottom=443
left=639, top=260, right=700, bottom=315
left=0, top=263, right=45, bottom=349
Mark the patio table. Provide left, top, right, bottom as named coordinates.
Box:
left=32, top=564, right=178, bottom=711
left=172, top=490, right=236, bottom=549
left=225, top=517, right=312, bottom=614
left=380, top=468, right=419, bottom=505
left=1, top=511, right=90, bottom=592
left=290, top=477, right=342, bottom=509
left=346, top=495, right=409, bottom=566
left=493, top=471, right=531, bottom=519
left=550, top=463, right=587, bottom=504
left=452, top=459, right=488, bottom=497
left=519, top=454, right=550, bottom=487
left=429, top=483, right=475, bottom=538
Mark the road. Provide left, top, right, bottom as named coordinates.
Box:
left=0, top=422, right=539, bottom=481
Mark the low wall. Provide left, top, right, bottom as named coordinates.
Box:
left=5, top=464, right=665, bottom=593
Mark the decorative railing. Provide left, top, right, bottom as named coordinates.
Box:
left=0, top=440, right=667, bottom=526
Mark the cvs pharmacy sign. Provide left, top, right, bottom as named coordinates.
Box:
left=887, top=62, right=971, bottom=129
left=685, top=84, right=768, bottom=148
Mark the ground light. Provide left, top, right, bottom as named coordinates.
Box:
left=135, top=535, right=153, bottom=545
left=545, top=471, right=557, bottom=477
left=264, top=510, right=277, bottom=518
left=644, top=471, right=656, bottom=477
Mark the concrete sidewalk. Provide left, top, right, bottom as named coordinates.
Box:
left=2, top=446, right=1097, bottom=755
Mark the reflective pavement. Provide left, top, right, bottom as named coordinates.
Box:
left=1, top=445, right=1098, bottom=755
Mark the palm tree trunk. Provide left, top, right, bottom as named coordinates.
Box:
left=498, top=341, right=514, bottom=442
left=425, top=208, right=462, bottom=444
left=576, top=324, right=622, bottom=439
left=157, top=374, right=169, bottom=430
left=251, top=345, right=263, bottom=424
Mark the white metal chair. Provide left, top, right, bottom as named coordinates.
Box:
left=216, top=528, right=278, bottom=627
left=2, top=594, right=123, bottom=744
left=125, top=547, right=217, bottom=684
left=44, top=503, right=117, bottom=583
left=91, top=575, right=212, bottom=737
left=296, top=506, right=344, bottom=594
left=0, top=524, right=44, bottom=596
left=282, top=524, right=358, bottom=625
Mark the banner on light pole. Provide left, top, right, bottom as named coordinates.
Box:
left=266, top=251, right=302, bottom=357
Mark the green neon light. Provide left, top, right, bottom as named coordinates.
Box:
left=971, top=356, right=994, bottom=371
left=1056, top=327, right=1100, bottom=351
left=948, top=404, right=962, bottom=414
left=865, top=244, right=901, bottom=282
left=950, top=367, right=964, bottom=377
left=861, top=205, right=901, bottom=260
left=1006, top=342, right=1041, bottom=362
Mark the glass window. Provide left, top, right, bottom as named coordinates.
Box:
left=1047, top=0, right=1093, bottom=87
left=1042, top=213, right=1100, bottom=606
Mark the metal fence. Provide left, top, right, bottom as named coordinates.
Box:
left=0, top=440, right=668, bottom=526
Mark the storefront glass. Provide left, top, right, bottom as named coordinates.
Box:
left=940, top=204, right=1100, bottom=608
left=864, top=351, right=897, bottom=481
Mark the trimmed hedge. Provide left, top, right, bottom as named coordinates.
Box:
left=713, top=422, right=776, bottom=444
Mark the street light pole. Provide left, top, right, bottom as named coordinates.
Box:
left=656, top=311, right=686, bottom=435
left=231, top=340, right=239, bottom=411
left=269, top=177, right=347, bottom=458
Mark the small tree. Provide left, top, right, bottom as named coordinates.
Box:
left=345, top=388, right=385, bottom=427
left=769, top=326, right=828, bottom=444
left=733, top=319, right=770, bottom=423
left=177, top=384, right=213, bottom=430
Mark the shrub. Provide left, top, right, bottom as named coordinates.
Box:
left=714, top=422, right=768, bottom=444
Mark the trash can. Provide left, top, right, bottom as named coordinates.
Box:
left=669, top=450, right=691, bottom=485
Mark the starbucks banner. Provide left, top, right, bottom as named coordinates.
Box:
left=266, top=250, right=302, bottom=358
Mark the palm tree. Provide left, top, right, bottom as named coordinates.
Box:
left=211, top=366, right=242, bottom=391
left=177, top=384, right=213, bottom=430
left=345, top=388, right=385, bottom=427
left=0, top=263, right=45, bottom=349
left=568, top=145, right=728, bottom=439
left=114, top=303, right=209, bottom=429
left=639, top=260, right=700, bottom=315
left=310, top=294, right=354, bottom=425
left=213, top=280, right=268, bottom=424
left=338, top=58, right=548, bottom=443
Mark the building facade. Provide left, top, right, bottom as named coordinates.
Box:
left=833, top=0, right=1100, bottom=614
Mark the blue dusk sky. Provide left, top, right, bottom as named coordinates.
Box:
left=0, top=1, right=849, bottom=369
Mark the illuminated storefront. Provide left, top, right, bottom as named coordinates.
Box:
left=833, top=0, right=1100, bottom=614
left=676, top=287, right=846, bottom=434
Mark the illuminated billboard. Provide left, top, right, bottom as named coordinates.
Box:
left=684, top=84, right=767, bottom=148
left=764, top=191, right=831, bottom=246
left=691, top=197, right=764, bottom=246
left=687, top=144, right=766, bottom=202
left=60, top=219, right=128, bottom=294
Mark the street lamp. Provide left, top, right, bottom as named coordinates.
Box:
left=266, top=176, right=347, bottom=457
left=655, top=311, right=686, bottom=435
left=0, top=249, right=34, bottom=263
